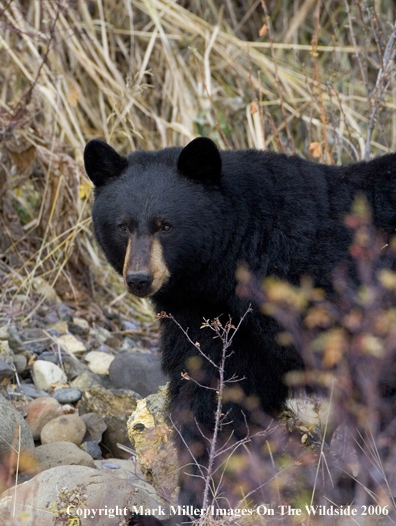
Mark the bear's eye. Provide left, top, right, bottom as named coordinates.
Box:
left=118, top=224, right=128, bottom=234
left=161, top=223, right=172, bottom=233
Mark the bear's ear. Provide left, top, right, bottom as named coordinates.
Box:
left=177, top=137, right=222, bottom=184
left=84, top=139, right=128, bottom=187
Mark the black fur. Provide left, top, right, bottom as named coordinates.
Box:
left=84, top=137, right=396, bottom=522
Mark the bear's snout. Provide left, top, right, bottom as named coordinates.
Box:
left=126, top=271, right=153, bottom=296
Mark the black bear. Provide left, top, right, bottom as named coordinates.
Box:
left=84, top=137, right=396, bottom=521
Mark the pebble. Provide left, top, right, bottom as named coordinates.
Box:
left=26, top=397, right=63, bottom=440
left=121, top=320, right=138, bottom=331
left=21, top=328, right=50, bottom=355
left=85, top=350, right=115, bottom=375
left=40, top=414, right=86, bottom=445
left=43, top=311, right=59, bottom=324
left=70, top=370, right=111, bottom=391
left=52, top=388, right=82, bottom=404
left=56, top=333, right=86, bottom=354
left=20, top=384, right=48, bottom=398
left=32, top=360, right=67, bottom=391
left=37, top=351, right=60, bottom=364
left=6, top=324, right=26, bottom=354
left=102, top=462, right=121, bottom=469
left=12, top=354, right=28, bottom=374
left=0, top=340, right=11, bottom=354
left=57, top=303, right=74, bottom=322
left=0, top=357, right=14, bottom=382
left=81, top=412, right=107, bottom=443
left=80, top=440, right=103, bottom=459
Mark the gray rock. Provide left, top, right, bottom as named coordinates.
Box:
left=52, top=388, right=82, bottom=404
left=0, top=465, right=168, bottom=525
left=70, top=370, right=111, bottom=391
left=21, top=328, right=50, bottom=355
left=6, top=324, right=26, bottom=354
left=20, top=384, right=48, bottom=398
left=43, top=311, right=58, bottom=324
left=0, top=393, right=34, bottom=459
left=12, top=354, right=27, bottom=374
left=41, top=414, right=86, bottom=445
left=57, top=303, right=74, bottom=322
left=62, top=352, right=88, bottom=379
left=37, top=351, right=60, bottom=364
left=35, top=441, right=95, bottom=470
left=95, top=458, right=144, bottom=480
left=121, top=320, right=138, bottom=331
left=68, top=321, right=90, bottom=336
left=0, top=358, right=14, bottom=382
left=80, top=440, right=103, bottom=459
left=109, top=352, right=167, bottom=397
left=81, top=412, right=107, bottom=443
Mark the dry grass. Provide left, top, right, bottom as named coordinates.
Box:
left=0, top=0, right=395, bottom=317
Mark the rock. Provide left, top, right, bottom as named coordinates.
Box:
left=48, top=320, right=68, bottom=334
left=56, top=333, right=86, bottom=354
left=95, top=326, right=112, bottom=343
left=0, top=393, right=34, bottom=461
left=0, top=465, right=168, bottom=525
left=95, top=458, right=144, bottom=480
left=35, top=441, right=95, bottom=470
left=121, top=336, right=139, bottom=351
left=81, top=412, right=107, bottom=443
left=127, top=385, right=178, bottom=500
left=21, top=328, right=50, bottom=355
left=6, top=324, right=26, bottom=354
left=121, top=320, right=138, bottom=331
left=73, top=317, right=90, bottom=330
left=62, top=352, right=88, bottom=380
left=41, top=414, right=86, bottom=445
left=57, top=303, right=74, bottom=322
left=0, top=326, right=8, bottom=340
left=32, top=360, right=67, bottom=391
left=52, top=388, right=82, bottom=404
left=12, top=353, right=27, bottom=374
left=0, top=340, right=11, bottom=354
left=70, top=370, right=111, bottom=390
left=26, top=397, right=63, bottom=439
left=80, top=441, right=103, bottom=459
left=0, top=357, right=14, bottom=383
left=85, top=350, right=115, bottom=375
left=20, top=384, right=48, bottom=399
left=68, top=317, right=90, bottom=336
left=79, top=385, right=141, bottom=459
left=109, top=352, right=167, bottom=397
left=44, top=310, right=59, bottom=324
left=36, top=351, right=60, bottom=364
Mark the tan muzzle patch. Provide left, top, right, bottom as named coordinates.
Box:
left=122, top=235, right=170, bottom=296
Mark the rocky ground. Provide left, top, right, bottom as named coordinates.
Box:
left=0, top=296, right=176, bottom=525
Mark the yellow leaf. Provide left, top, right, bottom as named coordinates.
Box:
left=79, top=181, right=92, bottom=200
left=259, top=24, right=267, bottom=36
left=309, top=142, right=322, bottom=158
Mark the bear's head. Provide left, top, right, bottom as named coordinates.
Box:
left=84, top=137, right=225, bottom=299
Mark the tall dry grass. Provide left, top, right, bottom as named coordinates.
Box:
left=0, top=0, right=395, bottom=319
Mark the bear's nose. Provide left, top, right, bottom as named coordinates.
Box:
left=126, top=272, right=153, bottom=296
